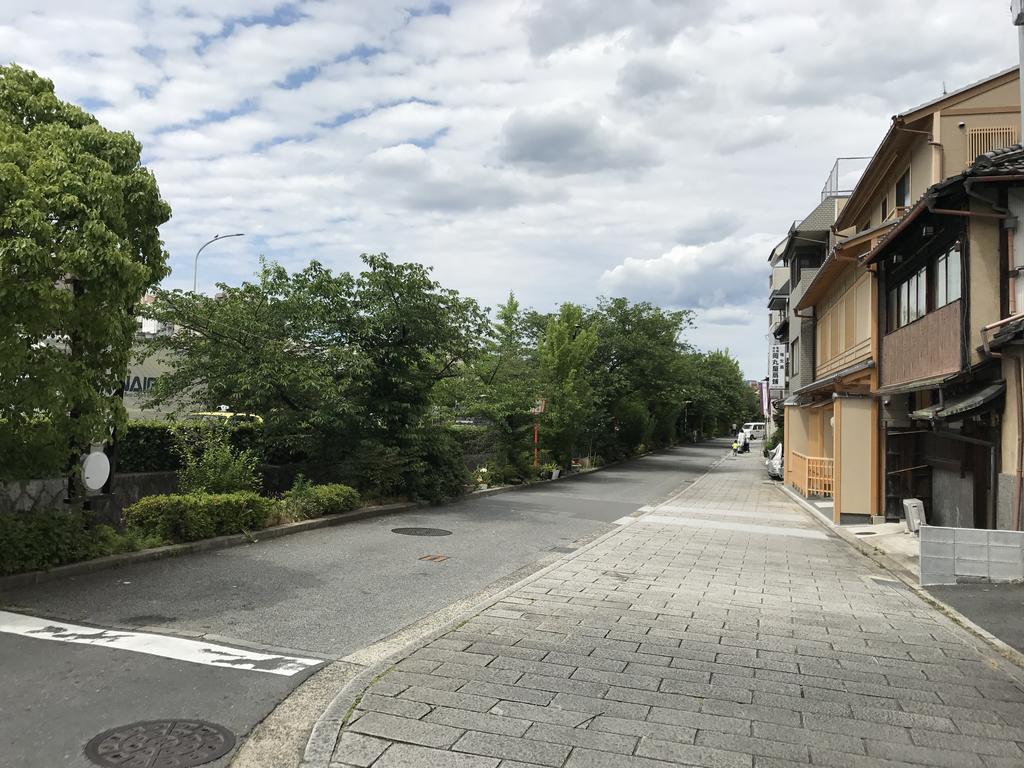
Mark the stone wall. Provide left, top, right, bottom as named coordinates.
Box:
left=0, top=471, right=177, bottom=527
left=0, top=477, right=67, bottom=514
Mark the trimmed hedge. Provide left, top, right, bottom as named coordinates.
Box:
left=116, top=420, right=180, bottom=473
left=124, top=492, right=276, bottom=544
left=0, top=512, right=156, bottom=576
left=116, top=420, right=267, bottom=474
left=283, top=482, right=361, bottom=519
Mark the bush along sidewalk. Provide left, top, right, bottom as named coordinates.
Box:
left=0, top=512, right=162, bottom=577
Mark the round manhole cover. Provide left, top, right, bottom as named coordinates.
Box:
left=854, top=531, right=877, bottom=536
left=391, top=527, right=452, bottom=536
left=84, top=720, right=235, bottom=767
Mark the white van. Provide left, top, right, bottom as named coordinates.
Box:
left=742, top=422, right=766, bottom=441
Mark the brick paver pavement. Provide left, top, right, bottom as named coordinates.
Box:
left=325, top=450, right=1024, bottom=767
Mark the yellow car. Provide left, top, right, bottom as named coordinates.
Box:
left=187, top=411, right=264, bottom=425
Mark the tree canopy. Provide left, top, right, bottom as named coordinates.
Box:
left=0, top=64, right=171, bottom=481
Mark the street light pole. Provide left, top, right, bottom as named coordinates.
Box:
left=193, top=233, right=245, bottom=293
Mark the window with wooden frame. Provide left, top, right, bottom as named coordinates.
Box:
left=895, top=169, right=910, bottom=209
left=885, top=241, right=962, bottom=333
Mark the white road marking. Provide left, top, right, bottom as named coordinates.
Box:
left=637, top=505, right=656, bottom=512
left=0, top=610, right=322, bottom=676
left=639, top=515, right=829, bottom=540
left=612, top=516, right=636, bottom=525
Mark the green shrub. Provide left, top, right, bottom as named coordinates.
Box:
left=400, top=426, right=470, bottom=503
left=116, top=420, right=268, bottom=474
left=124, top=492, right=276, bottom=543
left=117, top=420, right=180, bottom=473
left=0, top=512, right=159, bottom=576
left=176, top=428, right=262, bottom=494
left=283, top=478, right=361, bottom=519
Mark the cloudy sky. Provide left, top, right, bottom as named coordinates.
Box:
left=2, top=1, right=1019, bottom=377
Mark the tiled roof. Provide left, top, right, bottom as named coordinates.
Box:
left=970, top=143, right=1024, bottom=175
left=861, top=145, right=1024, bottom=265
left=795, top=197, right=838, bottom=233
left=990, top=317, right=1024, bottom=349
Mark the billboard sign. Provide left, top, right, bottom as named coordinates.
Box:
left=769, top=344, right=787, bottom=389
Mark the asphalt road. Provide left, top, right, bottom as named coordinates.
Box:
left=0, top=442, right=725, bottom=768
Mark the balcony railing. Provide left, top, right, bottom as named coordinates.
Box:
left=791, top=452, right=834, bottom=498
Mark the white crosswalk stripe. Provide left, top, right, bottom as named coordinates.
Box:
left=0, top=610, right=322, bottom=676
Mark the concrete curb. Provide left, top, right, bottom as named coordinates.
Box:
left=0, top=445, right=687, bottom=592
left=775, top=483, right=1024, bottom=678
left=299, top=447, right=730, bottom=768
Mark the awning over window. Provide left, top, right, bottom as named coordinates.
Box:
left=909, top=382, right=1005, bottom=421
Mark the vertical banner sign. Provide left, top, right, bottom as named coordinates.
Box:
left=759, top=380, right=769, bottom=416
left=769, top=344, right=787, bottom=389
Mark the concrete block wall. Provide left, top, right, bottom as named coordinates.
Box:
left=920, top=525, right=1024, bottom=585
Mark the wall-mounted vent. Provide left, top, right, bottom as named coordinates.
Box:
left=967, top=126, right=1018, bottom=166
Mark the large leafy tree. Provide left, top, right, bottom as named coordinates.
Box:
left=588, top=298, right=694, bottom=455
left=143, top=254, right=488, bottom=473
left=0, top=65, right=171, bottom=482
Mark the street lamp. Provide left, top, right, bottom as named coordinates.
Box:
left=193, top=233, right=245, bottom=293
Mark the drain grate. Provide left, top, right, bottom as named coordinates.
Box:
left=392, top=527, right=451, bottom=537
left=84, top=719, right=235, bottom=767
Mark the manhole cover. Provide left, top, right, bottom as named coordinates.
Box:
left=854, top=531, right=877, bottom=536
left=84, top=720, right=235, bottom=767
left=392, top=527, right=451, bottom=536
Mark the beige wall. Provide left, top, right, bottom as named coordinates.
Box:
left=1002, top=355, right=1023, bottom=474
left=838, top=398, right=873, bottom=516
left=968, top=210, right=1002, bottom=366
left=857, top=79, right=1020, bottom=232
left=941, top=112, right=1020, bottom=173
left=821, top=405, right=834, bottom=459
left=785, top=404, right=811, bottom=489
left=815, top=265, right=873, bottom=377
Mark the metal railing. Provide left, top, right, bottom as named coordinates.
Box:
left=791, top=452, right=835, bottom=498
left=821, top=157, right=872, bottom=201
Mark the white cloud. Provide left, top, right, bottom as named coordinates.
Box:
left=2, top=0, right=1019, bottom=379
left=599, top=236, right=775, bottom=310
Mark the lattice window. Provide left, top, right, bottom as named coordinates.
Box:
left=967, top=126, right=1018, bottom=166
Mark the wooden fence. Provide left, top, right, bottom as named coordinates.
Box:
left=791, top=452, right=834, bottom=498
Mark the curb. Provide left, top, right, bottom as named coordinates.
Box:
left=299, top=446, right=730, bottom=768
left=0, top=444, right=705, bottom=592
left=775, top=483, right=1024, bottom=677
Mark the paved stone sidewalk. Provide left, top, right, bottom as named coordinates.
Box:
left=322, top=450, right=1024, bottom=767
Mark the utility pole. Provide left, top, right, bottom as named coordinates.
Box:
left=1014, top=1, right=1024, bottom=135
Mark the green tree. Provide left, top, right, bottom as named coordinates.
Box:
left=538, top=303, right=599, bottom=468
left=0, top=65, right=171, bottom=483
left=588, top=298, right=695, bottom=456
left=433, top=292, right=539, bottom=473
left=143, top=254, right=487, bottom=499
